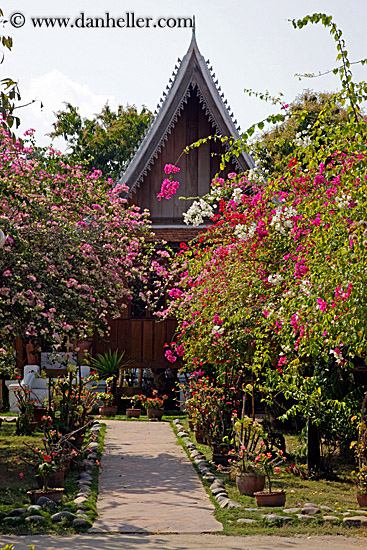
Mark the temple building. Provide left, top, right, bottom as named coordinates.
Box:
left=93, top=29, right=253, bottom=387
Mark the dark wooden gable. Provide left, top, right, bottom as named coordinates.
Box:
left=119, top=31, right=254, bottom=230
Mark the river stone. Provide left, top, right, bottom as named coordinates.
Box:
left=74, top=496, right=88, bottom=505
left=190, top=450, right=201, bottom=457
left=51, top=511, right=75, bottom=523
left=26, top=515, right=46, bottom=523
left=228, top=500, right=242, bottom=509
left=265, top=514, right=293, bottom=524
left=323, top=515, right=340, bottom=521
left=27, top=505, right=42, bottom=514
left=301, top=506, right=320, bottom=515
left=203, top=473, right=215, bottom=482
left=210, top=480, right=224, bottom=490
left=343, top=515, right=367, bottom=527
left=79, top=473, right=93, bottom=482
left=283, top=507, right=302, bottom=514
left=215, top=493, right=228, bottom=502
left=244, top=507, right=261, bottom=512
left=212, top=487, right=227, bottom=496
left=296, top=514, right=315, bottom=521
left=219, top=498, right=231, bottom=508
left=76, top=512, right=88, bottom=519
left=347, top=509, right=367, bottom=514
left=9, top=507, right=26, bottom=516
left=320, top=505, right=334, bottom=512
left=237, top=518, right=257, bottom=524
left=87, top=453, right=98, bottom=460
left=80, top=459, right=94, bottom=471
left=303, top=502, right=318, bottom=507
left=73, top=518, right=89, bottom=527
left=36, top=497, right=57, bottom=510
left=88, top=442, right=99, bottom=451
left=77, top=481, right=92, bottom=488
left=2, top=516, right=21, bottom=524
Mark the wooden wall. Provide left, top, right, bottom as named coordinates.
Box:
left=93, top=317, right=177, bottom=370
left=130, top=88, right=239, bottom=224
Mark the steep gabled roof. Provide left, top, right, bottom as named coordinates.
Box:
left=119, top=30, right=254, bottom=195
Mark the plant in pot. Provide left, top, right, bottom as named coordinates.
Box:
left=253, top=446, right=287, bottom=507
left=351, top=396, right=367, bottom=507
left=230, top=415, right=266, bottom=495
left=91, top=349, right=130, bottom=397
left=126, top=394, right=142, bottom=419
left=96, top=391, right=117, bottom=417
left=136, top=390, right=168, bottom=421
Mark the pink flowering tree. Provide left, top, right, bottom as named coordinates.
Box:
left=0, top=126, right=157, bottom=361
left=159, top=14, right=367, bottom=467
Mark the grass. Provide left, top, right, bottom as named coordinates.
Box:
left=171, top=418, right=367, bottom=538
left=0, top=419, right=105, bottom=534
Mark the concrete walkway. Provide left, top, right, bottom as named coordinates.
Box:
left=0, top=534, right=364, bottom=550
left=91, top=420, right=221, bottom=533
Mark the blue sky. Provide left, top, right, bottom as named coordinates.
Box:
left=2, top=0, right=367, bottom=150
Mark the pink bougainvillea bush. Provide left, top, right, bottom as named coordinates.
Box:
left=159, top=14, right=367, bottom=455
left=0, top=126, right=157, bottom=354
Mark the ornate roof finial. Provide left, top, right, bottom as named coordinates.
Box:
left=192, top=15, right=196, bottom=35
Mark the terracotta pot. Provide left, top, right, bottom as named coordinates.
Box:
left=37, top=470, right=65, bottom=489
left=212, top=453, right=230, bottom=466
left=27, top=488, right=64, bottom=504
left=126, top=408, right=141, bottom=419
left=254, top=490, right=286, bottom=507
left=194, top=429, right=205, bottom=444
left=357, top=492, right=367, bottom=507
left=236, top=473, right=266, bottom=496
left=147, top=407, right=164, bottom=421
left=99, top=405, right=118, bottom=417
left=33, top=406, right=48, bottom=425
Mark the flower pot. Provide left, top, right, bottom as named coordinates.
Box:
left=99, top=405, right=118, bottom=417
left=357, top=492, right=367, bottom=507
left=147, top=407, right=164, bottom=421
left=194, top=428, right=205, bottom=444
left=212, top=452, right=230, bottom=466
left=254, top=490, right=286, bottom=507
left=37, top=470, right=65, bottom=489
left=27, top=487, right=64, bottom=504
left=126, top=408, right=141, bottom=419
left=236, top=473, right=266, bottom=496
left=33, top=406, right=48, bottom=425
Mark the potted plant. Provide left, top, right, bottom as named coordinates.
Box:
left=253, top=446, right=287, bottom=506
left=91, top=349, right=130, bottom=396
left=126, top=394, right=141, bottom=419
left=351, top=394, right=367, bottom=507
left=96, top=391, right=117, bottom=417
left=135, top=390, right=168, bottom=421
left=230, top=415, right=266, bottom=495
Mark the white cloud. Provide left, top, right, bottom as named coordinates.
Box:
left=17, top=69, right=117, bottom=150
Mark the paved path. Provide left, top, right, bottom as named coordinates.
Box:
left=91, top=420, right=221, bottom=533
left=0, top=534, right=364, bottom=550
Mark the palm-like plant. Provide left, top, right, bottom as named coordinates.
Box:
left=91, top=349, right=131, bottom=393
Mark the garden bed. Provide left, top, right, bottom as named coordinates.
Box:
left=172, top=418, right=367, bottom=536
left=0, top=419, right=105, bottom=534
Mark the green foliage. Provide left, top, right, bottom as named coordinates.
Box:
left=49, top=102, right=153, bottom=180
left=0, top=10, right=21, bottom=142
left=90, top=349, right=130, bottom=380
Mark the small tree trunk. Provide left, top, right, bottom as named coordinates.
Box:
left=307, top=418, right=320, bottom=471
